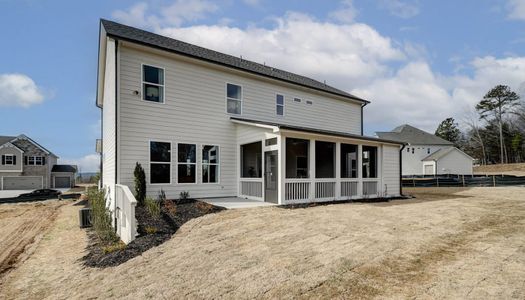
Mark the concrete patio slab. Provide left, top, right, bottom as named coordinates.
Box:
left=200, top=197, right=276, bottom=209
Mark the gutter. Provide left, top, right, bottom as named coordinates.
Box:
left=360, top=102, right=368, bottom=136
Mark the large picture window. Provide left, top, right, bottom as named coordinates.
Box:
left=341, top=143, right=358, bottom=178
left=362, top=146, right=377, bottom=178
left=202, top=145, right=219, bottom=183
left=315, top=141, right=335, bottom=178
left=227, top=83, right=242, bottom=114
left=150, top=141, right=171, bottom=184
left=286, top=138, right=309, bottom=178
left=241, top=141, right=262, bottom=178
left=178, top=143, right=196, bottom=183
left=142, top=65, right=164, bottom=103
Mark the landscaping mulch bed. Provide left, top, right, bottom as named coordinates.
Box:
left=82, top=199, right=225, bottom=268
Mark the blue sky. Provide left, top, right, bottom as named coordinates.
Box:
left=1, top=0, right=524, bottom=172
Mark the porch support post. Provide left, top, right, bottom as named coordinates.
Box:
left=378, top=145, right=383, bottom=197
left=357, top=144, right=363, bottom=197
left=335, top=142, right=341, bottom=200
left=309, top=139, right=316, bottom=201
left=278, top=135, right=285, bottom=204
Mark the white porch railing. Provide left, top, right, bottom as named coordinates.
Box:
left=363, top=180, right=378, bottom=196
left=115, top=184, right=137, bottom=244
left=341, top=180, right=358, bottom=198
left=315, top=179, right=336, bottom=199
left=240, top=178, right=263, bottom=199
left=285, top=179, right=310, bottom=201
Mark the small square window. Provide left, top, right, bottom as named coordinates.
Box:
left=306, top=100, right=313, bottom=105
left=294, top=98, right=301, bottom=103
left=142, top=65, right=164, bottom=103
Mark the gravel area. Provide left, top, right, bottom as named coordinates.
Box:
left=1, top=187, right=524, bottom=299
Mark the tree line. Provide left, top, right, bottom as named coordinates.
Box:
left=434, top=85, right=524, bottom=165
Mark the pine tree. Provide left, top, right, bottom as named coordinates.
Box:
left=435, top=117, right=461, bottom=146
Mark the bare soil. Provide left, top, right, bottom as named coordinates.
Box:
left=474, top=163, right=525, bottom=176
left=1, top=187, right=524, bottom=299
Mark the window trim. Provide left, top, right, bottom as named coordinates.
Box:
left=149, top=140, right=172, bottom=185
left=4, top=154, right=15, bottom=166
left=177, top=142, right=198, bottom=185
left=275, top=93, right=285, bottom=117
left=27, top=156, right=44, bottom=166
left=240, top=140, right=263, bottom=179
left=362, top=145, right=378, bottom=179
left=225, top=82, right=243, bottom=115
left=201, top=144, right=220, bottom=184
left=141, top=63, right=166, bottom=105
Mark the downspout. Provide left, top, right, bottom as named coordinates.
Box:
left=399, top=144, right=406, bottom=196
left=114, top=39, right=119, bottom=231
left=360, top=102, right=368, bottom=136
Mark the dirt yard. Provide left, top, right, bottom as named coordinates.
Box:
left=474, top=163, right=525, bottom=176
left=1, top=187, right=524, bottom=299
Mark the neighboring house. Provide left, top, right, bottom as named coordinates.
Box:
left=96, top=19, right=404, bottom=213
left=376, top=125, right=473, bottom=176
left=0, top=135, right=77, bottom=190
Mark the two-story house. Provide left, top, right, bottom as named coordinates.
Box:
left=377, top=124, right=473, bottom=175
left=0, top=135, right=77, bottom=190
left=96, top=19, right=403, bottom=213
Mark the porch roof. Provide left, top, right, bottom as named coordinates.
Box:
left=230, top=117, right=405, bottom=145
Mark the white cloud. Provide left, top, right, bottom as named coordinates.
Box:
left=378, top=0, right=420, bottom=18
left=329, top=0, right=358, bottom=23
left=0, top=73, right=45, bottom=108
left=507, top=0, right=525, bottom=20
left=60, top=154, right=100, bottom=173
left=112, top=0, right=218, bottom=29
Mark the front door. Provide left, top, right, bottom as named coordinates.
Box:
left=264, top=150, right=278, bottom=203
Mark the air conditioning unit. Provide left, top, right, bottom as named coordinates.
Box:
left=79, top=208, right=92, bottom=228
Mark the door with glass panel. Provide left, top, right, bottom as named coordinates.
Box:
left=264, top=150, right=278, bottom=203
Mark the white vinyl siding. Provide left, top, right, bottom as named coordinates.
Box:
left=382, top=145, right=400, bottom=196
left=435, top=149, right=473, bottom=175
left=116, top=44, right=363, bottom=199
left=102, top=38, right=117, bottom=200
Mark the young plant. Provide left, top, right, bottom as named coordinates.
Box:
left=87, top=187, right=118, bottom=243
left=134, top=162, right=146, bottom=206
left=179, top=191, right=190, bottom=200
left=145, top=196, right=161, bottom=219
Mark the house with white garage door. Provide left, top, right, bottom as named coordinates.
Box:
left=0, top=135, right=77, bottom=190
left=97, top=18, right=405, bottom=216
left=376, top=125, right=474, bottom=176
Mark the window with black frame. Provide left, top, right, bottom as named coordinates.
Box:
left=362, top=146, right=377, bottom=178
left=341, top=143, right=358, bottom=178
left=178, top=143, right=196, bottom=183
left=150, top=141, right=171, bottom=184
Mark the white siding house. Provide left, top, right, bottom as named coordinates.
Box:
left=377, top=124, right=474, bottom=176
left=96, top=20, right=404, bottom=241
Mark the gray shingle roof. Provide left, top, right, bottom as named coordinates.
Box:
left=231, top=117, right=404, bottom=145
left=100, top=19, right=368, bottom=104
left=52, top=165, right=77, bottom=173
left=0, top=136, right=16, bottom=146
left=376, top=124, right=453, bottom=146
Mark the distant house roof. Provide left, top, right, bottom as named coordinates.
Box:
left=422, top=147, right=474, bottom=161
left=231, top=117, right=404, bottom=145
left=0, top=136, right=16, bottom=146
left=52, top=165, right=77, bottom=173
left=376, top=124, right=453, bottom=146
left=100, top=19, right=368, bottom=105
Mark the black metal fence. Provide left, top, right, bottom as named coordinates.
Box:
left=402, top=174, right=525, bottom=188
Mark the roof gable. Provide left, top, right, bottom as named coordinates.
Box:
left=0, top=136, right=16, bottom=147
left=422, top=147, right=474, bottom=161
left=376, top=124, right=453, bottom=145
left=100, top=19, right=368, bottom=105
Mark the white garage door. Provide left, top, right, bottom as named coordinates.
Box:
left=424, top=165, right=434, bottom=175
left=2, top=177, right=42, bottom=190
left=54, top=176, right=71, bottom=188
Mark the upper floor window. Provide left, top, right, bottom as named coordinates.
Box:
left=26, top=156, right=45, bottom=165
left=150, top=141, right=171, bottom=184
left=143, top=65, right=164, bottom=103
left=276, top=94, right=284, bottom=116
left=2, top=154, right=15, bottom=166
left=226, top=83, right=242, bottom=114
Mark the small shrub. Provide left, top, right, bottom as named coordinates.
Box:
left=196, top=201, right=213, bottom=212
left=164, top=199, right=177, bottom=216
left=145, top=196, right=161, bottom=219
left=179, top=191, right=190, bottom=200
left=145, top=226, right=158, bottom=234
left=102, top=241, right=126, bottom=254
left=87, top=187, right=118, bottom=243
left=134, top=162, right=146, bottom=206
left=158, top=189, right=167, bottom=202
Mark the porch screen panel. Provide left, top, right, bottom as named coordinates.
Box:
left=286, top=138, right=309, bottom=178
left=241, top=141, right=262, bottom=178
left=315, top=141, right=335, bottom=178
left=341, top=143, right=358, bottom=178
left=362, top=146, right=377, bottom=178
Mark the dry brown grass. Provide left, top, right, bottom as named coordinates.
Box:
left=474, top=163, right=525, bottom=176
left=1, top=187, right=525, bottom=299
